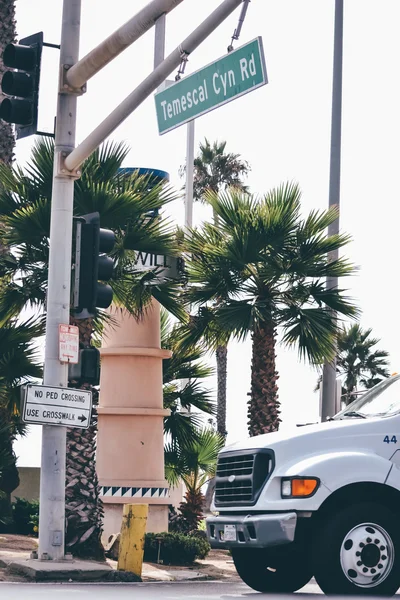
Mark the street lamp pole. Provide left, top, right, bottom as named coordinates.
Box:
left=321, top=0, right=344, bottom=422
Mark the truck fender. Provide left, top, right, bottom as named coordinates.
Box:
left=274, top=450, right=392, bottom=493
left=383, top=449, right=400, bottom=491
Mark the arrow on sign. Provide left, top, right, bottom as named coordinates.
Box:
left=78, top=415, right=87, bottom=423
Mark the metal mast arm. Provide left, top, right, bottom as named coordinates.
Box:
left=66, top=0, right=184, bottom=90
left=64, top=0, right=244, bottom=172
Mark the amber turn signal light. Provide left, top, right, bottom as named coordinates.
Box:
left=281, top=477, right=319, bottom=498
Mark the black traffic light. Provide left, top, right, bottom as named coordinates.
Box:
left=68, top=348, right=101, bottom=386
left=0, top=32, right=43, bottom=139
left=72, top=212, right=116, bottom=318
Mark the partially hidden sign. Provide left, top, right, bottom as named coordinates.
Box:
left=59, top=324, right=79, bottom=364
left=155, top=37, right=268, bottom=135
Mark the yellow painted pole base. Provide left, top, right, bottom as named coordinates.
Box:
left=117, top=503, right=148, bottom=577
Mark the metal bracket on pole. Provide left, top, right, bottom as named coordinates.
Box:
left=175, top=50, right=189, bottom=81
left=60, top=64, right=87, bottom=95
left=56, top=151, right=82, bottom=179
left=228, top=0, right=250, bottom=52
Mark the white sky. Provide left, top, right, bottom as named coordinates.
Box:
left=12, top=0, right=400, bottom=466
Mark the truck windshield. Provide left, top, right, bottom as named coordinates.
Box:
left=333, top=374, right=400, bottom=419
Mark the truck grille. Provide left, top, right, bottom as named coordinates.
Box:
left=214, top=449, right=274, bottom=507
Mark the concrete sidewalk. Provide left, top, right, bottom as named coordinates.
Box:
left=0, top=537, right=237, bottom=583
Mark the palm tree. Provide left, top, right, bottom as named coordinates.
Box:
left=185, top=138, right=250, bottom=439
left=192, top=138, right=250, bottom=206
left=180, top=184, right=358, bottom=436
left=161, top=309, right=215, bottom=452
left=161, top=310, right=218, bottom=525
left=314, top=325, right=391, bottom=406
left=0, top=138, right=183, bottom=323
left=165, top=429, right=224, bottom=532
left=0, top=138, right=184, bottom=557
left=0, top=318, right=42, bottom=526
left=0, top=0, right=16, bottom=165
left=337, top=324, right=390, bottom=404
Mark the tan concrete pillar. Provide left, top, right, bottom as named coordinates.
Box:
left=96, top=301, right=171, bottom=541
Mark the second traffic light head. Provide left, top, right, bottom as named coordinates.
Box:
left=68, top=348, right=101, bottom=386
left=94, top=220, right=116, bottom=309
left=72, top=212, right=116, bottom=318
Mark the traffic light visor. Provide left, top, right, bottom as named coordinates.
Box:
left=0, top=97, right=32, bottom=125
left=99, top=228, right=116, bottom=254
left=1, top=71, right=33, bottom=97
left=3, top=43, right=37, bottom=71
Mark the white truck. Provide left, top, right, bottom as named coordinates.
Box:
left=206, top=374, right=400, bottom=596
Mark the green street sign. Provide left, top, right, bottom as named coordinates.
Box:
left=155, top=37, right=267, bottom=135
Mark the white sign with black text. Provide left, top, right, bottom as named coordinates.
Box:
left=22, top=384, right=92, bottom=429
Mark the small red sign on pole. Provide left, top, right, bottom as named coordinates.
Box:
left=59, top=324, right=79, bottom=364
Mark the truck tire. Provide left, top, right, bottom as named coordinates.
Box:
left=313, top=502, right=400, bottom=596
left=231, top=545, right=312, bottom=593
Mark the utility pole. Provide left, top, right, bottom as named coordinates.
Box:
left=154, top=12, right=166, bottom=71
left=153, top=8, right=196, bottom=231
left=321, top=0, right=344, bottom=422
left=185, top=120, right=195, bottom=230
left=38, top=0, right=81, bottom=560
left=182, top=116, right=195, bottom=411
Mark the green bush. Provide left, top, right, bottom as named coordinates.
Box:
left=12, top=497, right=39, bottom=536
left=30, top=510, right=39, bottom=536
left=0, top=491, right=13, bottom=532
left=144, top=532, right=210, bottom=565
left=189, top=528, right=208, bottom=541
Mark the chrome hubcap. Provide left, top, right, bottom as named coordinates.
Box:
left=340, top=522, right=394, bottom=588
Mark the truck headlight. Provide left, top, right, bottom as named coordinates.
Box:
left=281, top=477, right=320, bottom=498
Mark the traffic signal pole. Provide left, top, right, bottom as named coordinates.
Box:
left=35, top=0, right=246, bottom=561
left=38, top=0, right=81, bottom=560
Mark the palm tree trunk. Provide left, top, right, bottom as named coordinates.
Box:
left=205, top=337, right=225, bottom=510
left=0, top=415, right=19, bottom=527
left=209, top=211, right=227, bottom=511
left=204, top=344, right=224, bottom=506
left=248, top=324, right=280, bottom=436
left=65, top=317, right=105, bottom=560
left=215, top=344, right=227, bottom=436
left=0, top=0, right=16, bottom=165
left=179, top=488, right=205, bottom=533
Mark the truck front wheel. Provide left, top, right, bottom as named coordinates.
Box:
left=231, top=545, right=312, bottom=593
left=313, top=502, right=400, bottom=596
